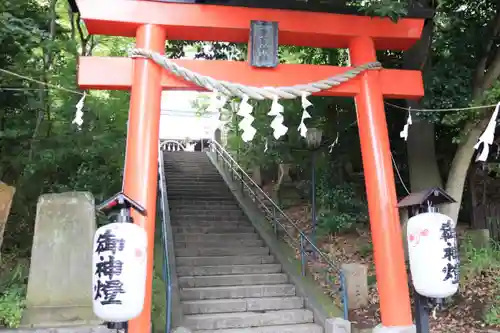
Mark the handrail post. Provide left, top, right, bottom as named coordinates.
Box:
left=340, top=271, right=349, bottom=320
left=272, top=207, right=277, bottom=236
left=300, top=234, right=306, bottom=277
left=240, top=169, right=244, bottom=192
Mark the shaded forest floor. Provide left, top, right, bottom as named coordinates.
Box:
left=277, top=201, right=500, bottom=333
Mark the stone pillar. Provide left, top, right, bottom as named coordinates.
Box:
left=21, top=192, right=100, bottom=327
left=0, top=181, right=15, bottom=262
left=341, top=263, right=369, bottom=309
left=465, top=229, right=490, bottom=249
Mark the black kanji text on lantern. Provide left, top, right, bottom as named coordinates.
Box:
left=440, top=220, right=459, bottom=284
left=96, top=229, right=125, bottom=255
left=94, top=228, right=127, bottom=305
left=94, top=279, right=126, bottom=305
left=95, top=254, right=124, bottom=279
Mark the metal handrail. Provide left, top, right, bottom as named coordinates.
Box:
left=157, top=147, right=173, bottom=333
left=209, top=140, right=348, bottom=319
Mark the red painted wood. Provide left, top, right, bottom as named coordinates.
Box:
left=77, top=57, right=424, bottom=99
left=123, top=24, right=167, bottom=333
left=350, top=36, right=412, bottom=326
left=75, top=0, right=424, bottom=50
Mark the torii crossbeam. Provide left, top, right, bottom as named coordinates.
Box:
left=75, top=1, right=425, bottom=332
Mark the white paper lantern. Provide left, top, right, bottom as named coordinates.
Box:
left=407, top=212, right=459, bottom=299
left=92, top=222, right=148, bottom=322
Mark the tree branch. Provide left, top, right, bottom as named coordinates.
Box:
left=472, top=5, right=500, bottom=99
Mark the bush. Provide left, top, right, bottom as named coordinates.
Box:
left=0, top=256, right=28, bottom=328
left=316, top=181, right=367, bottom=234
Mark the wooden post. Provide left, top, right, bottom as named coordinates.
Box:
left=350, top=36, right=413, bottom=327
left=124, top=24, right=166, bottom=333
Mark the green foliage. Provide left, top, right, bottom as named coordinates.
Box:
left=0, top=256, right=28, bottom=328
left=460, top=240, right=500, bottom=325
left=361, top=0, right=408, bottom=21
left=316, top=182, right=368, bottom=234
left=484, top=288, right=500, bottom=326
left=461, top=240, right=500, bottom=280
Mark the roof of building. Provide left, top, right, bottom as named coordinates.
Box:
left=67, top=0, right=433, bottom=18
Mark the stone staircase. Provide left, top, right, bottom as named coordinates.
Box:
left=164, top=152, right=323, bottom=333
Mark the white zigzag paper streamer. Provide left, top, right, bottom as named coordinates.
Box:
left=72, top=92, right=86, bottom=128
left=474, top=102, right=500, bottom=162
left=207, top=91, right=228, bottom=113
left=237, top=95, right=257, bottom=142
left=400, top=109, right=412, bottom=141
left=268, top=96, right=287, bottom=139
left=298, top=92, right=312, bottom=138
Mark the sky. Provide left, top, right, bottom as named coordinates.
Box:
left=159, top=90, right=221, bottom=140
left=159, top=46, right=222, bottom=141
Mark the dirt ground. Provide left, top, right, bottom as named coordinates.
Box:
left=278, top=202, right=500, bottom=333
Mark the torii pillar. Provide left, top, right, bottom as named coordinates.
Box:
left=75, top=1, right=425, bottom=331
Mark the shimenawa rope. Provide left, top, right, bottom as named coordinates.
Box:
left=129, top=48, right=381, bottom=100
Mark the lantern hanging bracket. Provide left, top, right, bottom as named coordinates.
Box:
left=97, top=192, right=147, bottom=223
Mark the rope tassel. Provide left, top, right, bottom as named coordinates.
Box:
left=474, top=102, right=500, bottom=162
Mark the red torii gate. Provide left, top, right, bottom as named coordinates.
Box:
left=75, top=0, right=425, bottom=331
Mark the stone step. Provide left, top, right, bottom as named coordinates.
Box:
left=179, top=273, right=288, bottom=288
left=165, top=176, right=223, bottom=180
left=167, top=187, right=230, bottom=193
left=167, top=190, right=232, bottom=195
left=171, top=220, right=248, bottom=226
left=168, top=197, right=235, bottom=202
left=165, top=168, right=220, bottom=172
left=170, top=212, right=244, bottom=219
left=169, top=203, right=239, bottom=209
left=166, top=179, right=226, bottom=184
left=170, top=215, right=245, bottom=221
left=168, top=194, right=234, bottom=200
left=175, top=239, right=264, bottom=249
left=177, top=264, right=281, bottom=277
left=174, top=233, right=258, bottom=242
left=192, top=323, right=323, bottom=333
left=166, top=177, right=223, bottom=181
left=172, top=226, right=255, bottom=234
left=180, top=284, right=296, bottom=300
left=170, top=208, right=243, bottom=214
left=176, top=255, right=276, bottom=267
left=184, top=309, right=314, bottom=330
left=182, top=296, right=303, bottom=314
left=168, top=199, right=237, bottom=205
left=171, top=221, right=250, bottom=228
left=175, top=247, right=269, bottom=258
left=168, top=196, right=236, bottom=202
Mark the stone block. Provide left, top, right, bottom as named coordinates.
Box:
left=0, top=181, right=15, bottom=261
left=172, top=327, right=192, bottom=333
left=341, top=263, right=369, bottom=309
left=21, top=192, right=99, bottom=328
left=0, top=325, right=114, bottom=333
left=325, top=317, right=351, bottom=333
left=372, top=325, right=416, bottom=333
left=465, top=229, right=490, bottom=249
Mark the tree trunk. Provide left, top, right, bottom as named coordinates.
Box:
left=442, top=123, right=485, bottom=222
left=402, top=4, right=442, bottom=192
left=441, top=5, right=500, bottom=222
